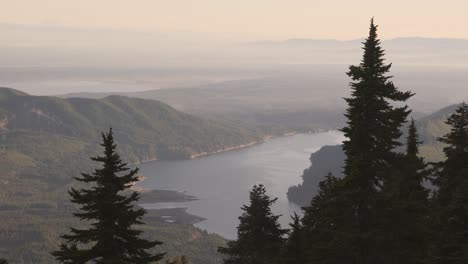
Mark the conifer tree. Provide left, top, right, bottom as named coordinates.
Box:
left=218, top=184, right=287, bottom=264
left=340, top=18, right=413, bottom=263
left=432, top=103, right=468, bottom=264
left=406, top=119, right=421, bottom=157
left=302, top=173, right=352, bottom=264
left=283, top=212, right=306, bottom=264
left=380, top=119, right=429, bottom=264
left=52, top=128, right=165, bottom=263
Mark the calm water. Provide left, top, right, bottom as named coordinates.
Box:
left=137, top=131, right=345, bottom=239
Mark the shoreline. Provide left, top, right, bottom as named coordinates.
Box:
left=133, top=131, right=304, bottom=166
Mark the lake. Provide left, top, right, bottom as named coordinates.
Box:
left=137, top=131, right=345, bottom=239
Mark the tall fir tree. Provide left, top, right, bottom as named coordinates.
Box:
left=218, top=184, right=287, bottom=264
left=283, top=212, right=306, bottom=264
left=340, top=18, right=413, bottom=264
left=432, top=103, right=468, bottom=264
left=52, top=128, right=165, bottom=264
left=380, top=119, right=430, bottom=264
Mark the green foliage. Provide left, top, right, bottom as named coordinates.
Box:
left=432, top=103, right=468, bottom=264
left=218, top=185, right=287, bottom=264
left=52, top=129, right=165, bottom=263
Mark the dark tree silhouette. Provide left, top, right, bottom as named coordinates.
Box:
left=283, top=212, right=306, bottom=264
left=218, top=184, right=287, bottom=264
left=380, top=119, right=430, bottom=264
left=302, top=173, right=352, bottom=264
left=298, top=21, right=418, bottom=258
left=52, top=128, right=165, bottom=263
left=432, top=103, right=468, bottom=264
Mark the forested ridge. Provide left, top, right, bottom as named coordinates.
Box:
left=0, top=87, right=263, bottom=163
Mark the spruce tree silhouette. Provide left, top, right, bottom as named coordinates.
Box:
left=53, top=128, right=164, bottom=263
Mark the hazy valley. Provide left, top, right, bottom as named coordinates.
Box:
left=1, top=6, right=468, bottom=263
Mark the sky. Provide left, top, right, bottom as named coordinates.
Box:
left=1, top=0, right=467, bottom=40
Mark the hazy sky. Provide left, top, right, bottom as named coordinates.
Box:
left=1, top=0, right=467, bottom=40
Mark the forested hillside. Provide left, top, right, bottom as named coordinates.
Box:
left=0, top=87, right=263, bottom=163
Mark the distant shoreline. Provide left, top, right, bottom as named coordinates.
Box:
left=132, top=130, right=335, bottom=166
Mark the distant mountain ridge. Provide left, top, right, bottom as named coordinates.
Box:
left=250, top=37, right=468, bottom=47
left=3, top=21, right=468, bottom=69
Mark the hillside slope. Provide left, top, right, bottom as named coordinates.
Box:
left=0, top=87, right=263, bottom=164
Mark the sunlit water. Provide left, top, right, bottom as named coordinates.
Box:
left=137, top=131, right=345, bottom=239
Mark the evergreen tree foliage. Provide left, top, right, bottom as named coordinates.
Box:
left=340, top=18, right=413, bottom=263
left=218, top=184, right=287, bottom=264
left=52, top=128, right=165, bottom=264
left=302, top=173, right=352, bottom=264
left=380, top=119, right=430, bottom=263
left=283, top=212, right=306, bottom=264
left=432, top=103, right=468, bottom=264
left=406, top=119, right=421, bottom=157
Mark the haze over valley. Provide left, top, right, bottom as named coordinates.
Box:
left=1, top=1, right=468, bottom=264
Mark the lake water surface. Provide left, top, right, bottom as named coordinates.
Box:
left=137, top=131, right=345, bottom=239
